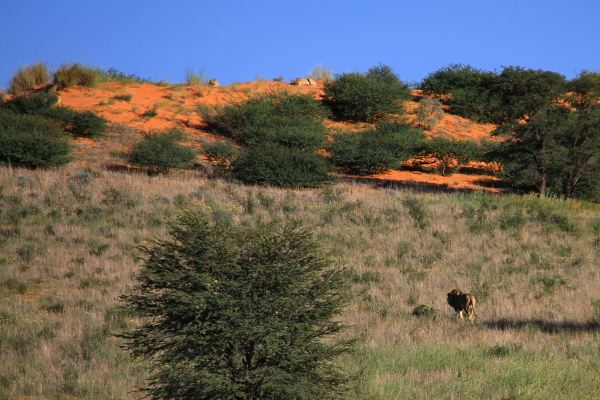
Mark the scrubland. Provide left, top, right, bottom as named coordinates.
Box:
left=1, top=160, right=599, bottom=399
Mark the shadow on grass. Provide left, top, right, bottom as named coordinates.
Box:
left=483, top=319, right=600, bottom=334
left=341, top=176, right=483, bottom=195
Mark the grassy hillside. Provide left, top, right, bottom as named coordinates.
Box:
left=1, top=165, right=599, bottom=399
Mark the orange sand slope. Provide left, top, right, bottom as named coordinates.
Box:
left=59, top=81, right=501, bottom=192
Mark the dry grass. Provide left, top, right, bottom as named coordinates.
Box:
left=8, top=63, right=50, bottom=94
left=0, top=162, right=599, bottom=399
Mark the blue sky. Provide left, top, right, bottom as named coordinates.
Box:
left=1, top=0, right=599, bottom=88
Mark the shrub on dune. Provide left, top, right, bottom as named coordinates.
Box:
left=53, top=63, right=102, bottom=90
left=128, top=129, right=197, bottom=174
left=232, top=144, right=333, bottom=188
left=323, top=64, right=410, bottom=122
left=330, top=123, right=426, bottom=175
left=8, top=63, right=51, bottom=94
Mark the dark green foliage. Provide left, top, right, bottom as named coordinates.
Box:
left=424, top=138, right=484, bottom=175
left=323, top=64, right=409, bottom=122
left=65, top=110, right=107, bottom=137
left=3, top=92, right=106, bottom=137
left=492, top=104, right=599, bottom=199
left=330, top=123, right=426, bottom=175
left=120, top=212, right=351, bottom=400
left=8, top=63, right=50, bottom=94
left=204, top=92, right=329, bottom=148
left=420, top=64, right=488, bottom=94
left=4, top=91, right=58, bottom=115
left=129, top=130, right=196, bottom=174
left=53, top=64, right=101, bottom=90
left=420, top=64, right=567, bottom=124
left=44, top=107, right=107, bottom=137
left=0, top=109, right=71, bottom=168
left=232, top=144, right=333, bottom=188
left=205, top=92, right=331, bottom=187
left=492, top=66, right=566, bottom=123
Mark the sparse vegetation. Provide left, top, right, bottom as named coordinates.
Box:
left=112, top=93, right=133, bottom=102
left=415, top=97, right=444, bottom=129
left=309, top=64, right=334, bottom=81
left=185, top=67, right=204, bottom=86
left=323, top=64, right=409, bottom=122
left=8, top=63, right=50, bottom=94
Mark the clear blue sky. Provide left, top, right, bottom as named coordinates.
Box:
left=1, top=0, right=599, bottom=88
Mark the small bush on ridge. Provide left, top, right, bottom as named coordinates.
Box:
left=54, top=64, right=102, bottom=90
left=416, top=97, right=444, bottom=129
left=323, top=64, right=409, bottom=122
left=8, top=63, right=50, bottom=94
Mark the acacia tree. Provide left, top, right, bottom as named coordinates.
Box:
left=560, top=72, right=600, bottom=199
left=493, top=106, right=570, bottom=196
left=492, top=72, right=600, bottom=199
left=120, top=212, right=352, bottom=400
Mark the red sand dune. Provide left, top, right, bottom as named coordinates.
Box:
left=59, top=81, right=502, bottom=192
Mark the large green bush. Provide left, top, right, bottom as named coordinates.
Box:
left=0, top=109, right=71, bottom=168
left=330, top=123, right=426, bottom=175
left=204, top=92, right=329, bottom=148
left=232, top=144, right=333, bottom=187
left=121, top=212, right=351, bottom=399
left=8, top=63, right=51, bottom=94
left=322, top=64, right=409, bottom=122
left=129, top=130, right=197, bottom=174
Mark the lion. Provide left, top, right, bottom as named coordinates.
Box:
left=447, top=289, right=476, bottom=322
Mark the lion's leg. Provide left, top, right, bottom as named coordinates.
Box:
left=467, top=306, right=475, bottom=322
left=458, top=310, right=464, bottom=320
